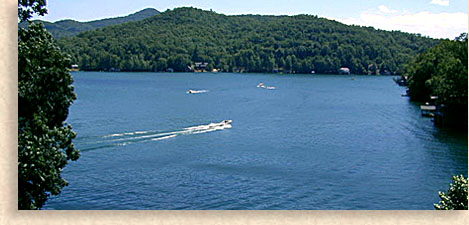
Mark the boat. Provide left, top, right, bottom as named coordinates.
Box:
left=208, top=120, right=232, bottom=129
left=187, top=89, right=209, bottom=94
left=257, top=82, right=275, bottom=90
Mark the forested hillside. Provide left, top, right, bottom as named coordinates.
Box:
left=20, top=8, right=160, bottom=39
left=58, top=7, right=440, bottom=74
left=405, top=33, right=467, bottom=128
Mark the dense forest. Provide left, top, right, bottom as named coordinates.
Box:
left=405, top=33, right=467, bottom=128
left=20, top=8, right=160, bottom=39
left=56, top=7, right=441, bottom=74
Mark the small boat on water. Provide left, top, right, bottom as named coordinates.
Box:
left=187, top=89, right=208, bottom=94
left=257, top=82, right=275, bottom=90
left=208, top=120, right=233, bottom=128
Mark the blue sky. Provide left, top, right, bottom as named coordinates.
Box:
left=36, top=0, right=468, bottom=39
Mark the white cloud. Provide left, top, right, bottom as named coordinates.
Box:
left=330, top=8, right=467, bottom=39
left=378, top=5, right=397, bottom=14
left=431, top=0, right=450, bottom=6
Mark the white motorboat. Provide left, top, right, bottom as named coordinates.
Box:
left=187, top=89, right=208, bottom=94
left=207, top=120, right=233, bottom=129
left=257, top=82, right=275, bottom=90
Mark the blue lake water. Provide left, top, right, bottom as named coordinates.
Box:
left=44, top=72, right=467, bottom=210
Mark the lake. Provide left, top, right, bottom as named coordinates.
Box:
left=44, top=72, right=467, bottom=210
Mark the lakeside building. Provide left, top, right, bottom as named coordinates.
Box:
left=339, top=67, right=350, bottom=75
left=194, top=62, right=208, bottom=72
left=71, top=64, right=79, bottom=71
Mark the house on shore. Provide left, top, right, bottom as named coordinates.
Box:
left=339, top=67, right=350, bottom=75
left=71, top=64, right=79, bottom=71
left=194, top=62, right=208, bottom=72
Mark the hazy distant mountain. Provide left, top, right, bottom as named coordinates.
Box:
left=19, top=8, right=160, bottom=39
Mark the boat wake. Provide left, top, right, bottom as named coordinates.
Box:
left=78, top=120, right=232, bottom=151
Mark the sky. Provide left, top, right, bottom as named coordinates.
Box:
left=34, top=0, right=468, bottom=39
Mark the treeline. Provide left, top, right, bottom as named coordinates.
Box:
left=20, top=8, right=160, bottom=39
left=405, top=33, right=468, bottom=128
left=57, top=7, right=440, bottom=74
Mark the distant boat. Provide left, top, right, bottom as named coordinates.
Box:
left=208, top=120, right=232, bottom=129
left=257, top=82, right=275, bottom=90
left=187, top=89, right=209, bottom=94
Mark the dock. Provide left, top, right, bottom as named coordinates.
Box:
left=420, top=104, right=437, bottom=117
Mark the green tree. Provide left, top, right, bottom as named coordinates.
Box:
left=434, top=175, right=468, bottom=210
left=425, top=37, right=468, bottom=106
left=191, top=45, right=201, bottom=62
left=285, top=55, right=293, bottom=72
left=406, top=35, right=467, bottom=103
left=405, top=34, right=467, bottom=128
left=168, top=54, right=191, bottom=71
left=18, top=3, right=79, bottom=209
left=18, top=0, right=47, bottom=23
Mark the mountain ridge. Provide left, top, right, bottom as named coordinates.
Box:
left=20, top=8, right=160, bottom=39
left=58, top=7, right=441, bottom=74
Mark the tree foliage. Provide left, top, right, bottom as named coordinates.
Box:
left=56, top=7, right=439, bottom=74
left=405, top=33, right=467, bottom=128
left=18, top=5, right=79, bottom=209
left=406, top=33, right=468, bottom=104
left=18, top=0, right=47, bottom=23
left=434, top=175, right=468, bottom=210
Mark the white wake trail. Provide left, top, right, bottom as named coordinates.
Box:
left=102, top=130, right=153, bottom=138
left=80, top=121, right=232, bottom=150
